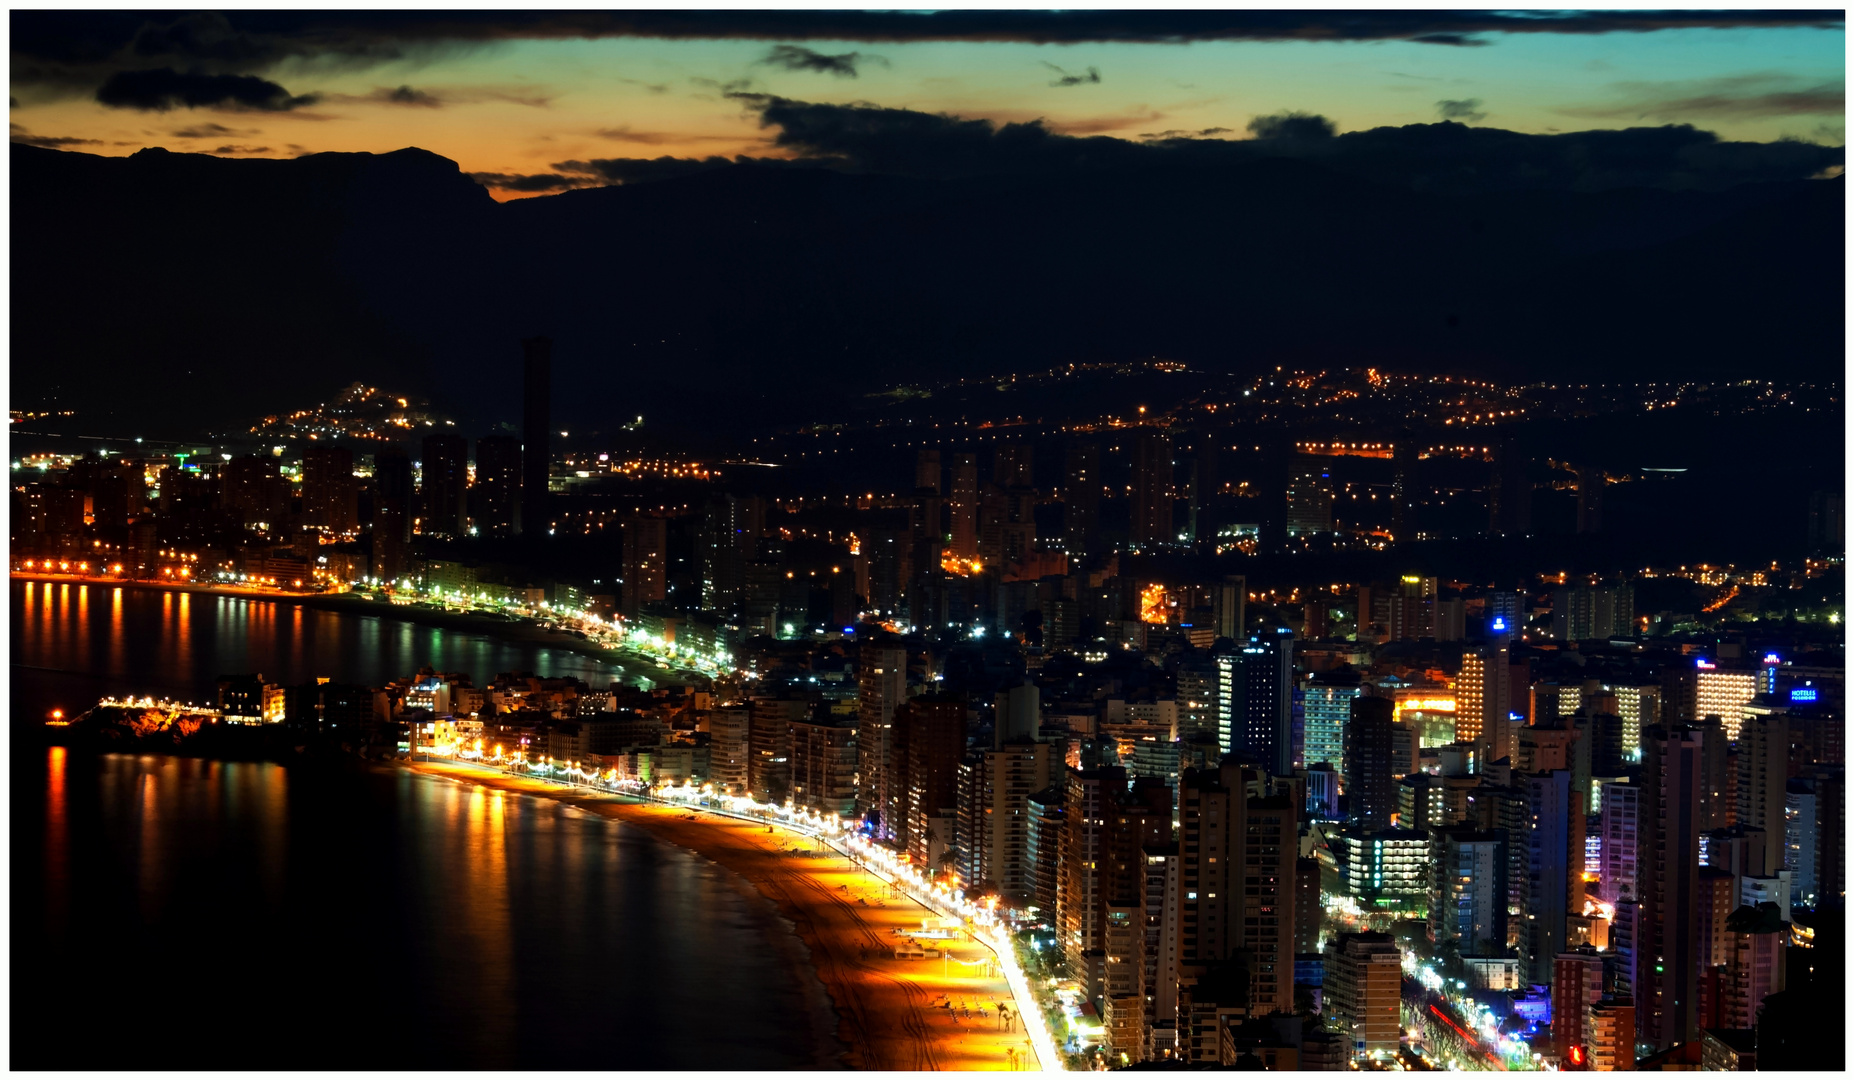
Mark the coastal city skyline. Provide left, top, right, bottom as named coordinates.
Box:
left=11, top=7, right=1846, bottom=1075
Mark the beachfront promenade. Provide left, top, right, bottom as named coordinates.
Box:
left=411, top=757, right=1064, bottom=1072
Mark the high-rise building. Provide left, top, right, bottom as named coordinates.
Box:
left=1284, top=462, right=1335, bottom=536
left=700, top=493, right=759, bottom=615
left=1735, top=714, right=1790, bottom=871
left=959, top=739, right=1053, bottom=901
left=1585, top=998, right=1635, bottom=1071
left=1063, top=440, right=1100, bottom=557
left=1637, top=724, right=1705, bottom=1052
left=620, top=516, right=667, bottom=619
left=1213, top=575, right=1245, bottom=641
left=1488, top=437, right=1530, bottom=537
left=419, top=433, right=468, bottom=537
left=1301, top=668, right=1361, bottom=772
left=1786, top=779, right=1818, bottom=908
left=1551, top=585, right=1634, bottom=642
left=473, top=434, right=522, bottom=535
left=789, top=714, right=858, bottom=818
left=914, top=448, right=942, bottom=494
left=899, top=695, right=965, bottom=872
left=994, top=442, right=1033, bottom=488
left=520, top=336, right=551, bottom=538
left=857, top=640, right=910, bottom=839
left=1600, top=782, right=1641, bottom=905
left=222, top=454, right=290, bottom=530
left=1553, top=949, right=1606, bottom=1065
left=1238, top=632, right=1294, bottom=776
left=1695, top=663, right=1759, bottom=740
left=302, top=444, right=357, bottom=535
left=1697, top=867, right=1736, bottom=971
left=1062, top=766, right=1126, bottom=1005
left=1173, top=766, right=1299, bottom=1021
left=1721, top=902, right=1788, bottom=1030
left=1458, top=638, right=1514, bottom=766
left=1816, top=768, right=1844, bottom=907
left=950, top=452, right=978, bottom=560
left=1327, top=931, right=1402, bottom=1059
left=1129, top=428, right=1173, bottom=549
left=1027, top=787, right=1066, bottom=917
left=1346, top=696, right=1397, bottom=832
left=747, top=694, right=809, bottom=803
left=371, top=447, right=413, bottom=584
left=1429, top=826, right=1508, bottom=956
left=706, top=706, right=750, bottom=795
left=1518, top=769, right=1581, bottom=986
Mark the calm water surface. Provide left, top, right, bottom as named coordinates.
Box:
left=12, top=579, right=649, bottom=722
left=12, top=582, right=840, bottom=1069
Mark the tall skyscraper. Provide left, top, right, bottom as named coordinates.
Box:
left=419, top=433, right=468, bottom=537
left=222, top=454, right=290, bottom=530
left=1458, top=636, right=1514, bottom=766
left=1552, top=584, right=1635, bottom=641
left=1390, top=437, right=1416, bottom=542
left=950, top=452, right=978, bottom=560
left=1517, top=770, right=1580, bottom=986
left=900, top=695, right=966, bottom=870
left=520, top=335, right=551, bottom=538
left=1238, top=631, right=1294, bottom=776
left=1638, top=724, right=1705, bottom=1052
left=473, top=434, right=522, bottom=535
left=994, top=442, right=1033, bottom=488
left=1301, top=667, right=1362, bottom=771
left=1063, top=440, right=1101, bottom=556
left=1429, top=826, right=1509, bottom=956
left=1553, top=949, right=1607, bottom=1065
left=1488, top=436, right=1530, bottom=536
left=620, top=516, right=667, bottom=618
left=1213, top=575, right=1246, bottom=641
left=1327, top=931, right=1402, bottom=1058
left=857, top=640, right=910, bottom=839
left=959, top=739, right=1054, bottom=901
left=914, top=448, right=942, bottom=494
left=1736, top=714, right=1791, bottom=872
left=302, top=444, right=357, bottom=535
left=1346, top=696, right=1397, bottom=832
left=1600, top=781, right=1641, bottom=905
left=371, top=447, right=412, bottom=584
left=1063, top=766, right=1126, bottom=1004
left=1129, top=428, right=1172, bottom=549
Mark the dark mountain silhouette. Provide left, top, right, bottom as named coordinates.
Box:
left=11, top=141, right=1841, bottom=439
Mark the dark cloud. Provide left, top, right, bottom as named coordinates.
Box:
left=550, top=154, right=836, bottom=186
left=211, top=144, right=271, bottom=154
left=759, top=44, right=885, bottom=78
left=95, top=68, right=318, bottom=112
left=1044, top=63, right=1101, bottom=87
left=172, top=122, right=254, bottom=139
left=9, top=125, right=102, bottom=149
left=383, top=85, right=441, bottom=107
left=469, top=171, right=598, bottom=193
left=1437, top=98, right=1488, bottom=122
left=1559, top=75, right=1844, bottom=121
left=1410, top=33, right=1489, bottom=47
left=13, top=11, right=1842, bottom=71
left=1246, top=111, right=1337, bottom=140
left=594, top=126, right=742, bottom=146
left=718, top=94, right=1842, bottom=194
left=1139, top=127, right=1233, bottom=140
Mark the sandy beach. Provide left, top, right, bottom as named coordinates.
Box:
left=407, top=759, right=1042, bottom=1072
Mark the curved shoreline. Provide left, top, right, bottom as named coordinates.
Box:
left=12, top=573, right=692, bottom=688
left=406, top=759, right=1040, bottom=1072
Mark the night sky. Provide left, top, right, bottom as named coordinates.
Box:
left=11, top=11, right=1842, bottom=196
left=8, top=11, right=1845, bottom=436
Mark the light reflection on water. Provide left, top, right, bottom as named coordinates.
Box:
left=20, top=749, right=837, bottom=1070
left=13, top=579, right=654, bottom=722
